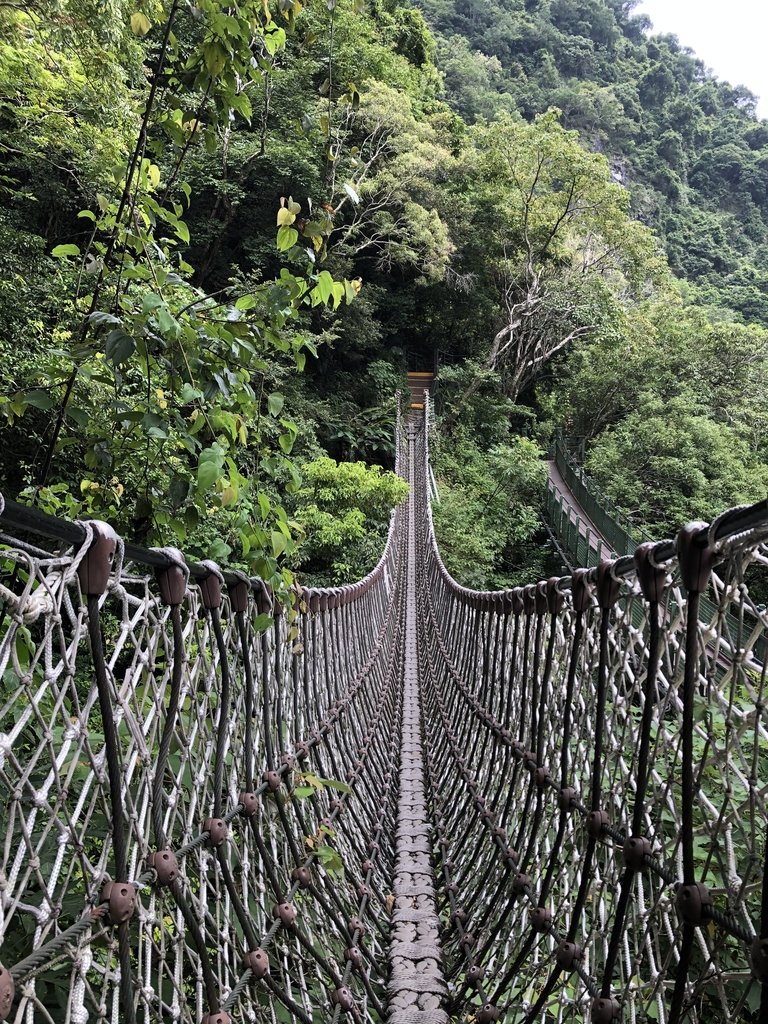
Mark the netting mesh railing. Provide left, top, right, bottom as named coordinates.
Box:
left=0, top=402, right=407, bottom=1023
left=417, top=398, right=768, bottom=1023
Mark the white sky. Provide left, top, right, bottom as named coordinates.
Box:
left=636, top=0, right=768, bottom=119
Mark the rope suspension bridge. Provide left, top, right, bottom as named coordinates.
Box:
left=0, top=395, right=767, bottom=1023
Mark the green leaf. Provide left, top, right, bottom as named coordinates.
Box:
left=24, top=390, right=56, bottom=411
left=253, top=613, right=272, bottom=632
left=271, top=531, right=288, bottom=557
left=51, top=244, right=80, bottom=258
left=315, top=270, right=333, bottom=304
left=130, top=11, right=152, bottom=35
left=276, top=225, right=299, bottom=251
left=175, top=220, right=190, bottom=243
left=267, top=393, right=284, bottom=416
left=203, top=41, right=227, bottom=76
left=104, top=330, right=136, bottom=365
left=78, top=210, right=97, bottom=221
left=294, top=786, right=314, bottom=798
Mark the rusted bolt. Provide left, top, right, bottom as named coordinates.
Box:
left=345, top=947, right=364, bottom=971
left=201, top=1013, right=230, bottom=1024
left=239, top=792, right=260, bottom=818
left=535, top=766, right=551, bottom=790
left=451, top=908, right=467, bottom=923
left=156, top=549, right=187, bottom=606
left=677, top=521, right=714, bottom=593
left=467, top=964, right=485, bottom=986
left=292, top=865, right=312, bottom=889
left=77, top=521, right=119, bottom=597
left=559, top=787, right=577, bottom=813
left=504, top=846, right=519, bottom=863
left=147, top=849, right=179, bottom=887
left=476, top=1004, right=500, bottom=1023
left=332, top=988, right=355, bottom=1012
left=0, top=963, right=16, bottom=1020
left=295, top=741, right=311, bottom=761
left=676, top=882, right=712, bottom=926
left=348, top=916, right=365, bottom=936
left=272, top=903, right=296, bottom=929
left=634, top=543, right=667, bottom=603
left=529, top=906, right=552, bottom=933
left=355, top=882, right=371, bottom=899
left=361, top=859, right=374, bottom=874
left=591, top=996, right=620, bottom=1023
left=556, top=942, right=582, bottom=971
left=227, top=575, right=249, bottom=613
left=243, top=948, right=270, bottom=979
left=100, top=881, right=137, bottom=924
left=587, top=810, right=609, bottom=839
left=596, top=560, right=620, bottom=609
left=622, top=836, right=651, bottom=871
left=571, top=568, right=593, bottom=612
left=203, top=818, right=228, bottom=848
left=263, top=770, right=281, bottom=791
left=512, top=874, right=531, bottom=895
left=198, top=563, right=222, bottom=609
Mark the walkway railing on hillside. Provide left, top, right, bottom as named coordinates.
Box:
left=548, top=436, right=649, bottom=561
left=0, top=402, right=407, bottom=1024
left=423, top=399, right=768, bottom=1023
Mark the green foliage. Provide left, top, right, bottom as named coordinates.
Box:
left=431, top=429, right=548, bottom=589
left=292, top=455, right=408, bottom=583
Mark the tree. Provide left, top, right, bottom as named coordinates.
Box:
left=465, top=110, right=663, bottom=401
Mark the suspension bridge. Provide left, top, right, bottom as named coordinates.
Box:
left=0, top=396, right=767, bottom=1023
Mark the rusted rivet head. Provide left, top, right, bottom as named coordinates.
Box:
left=239, top=792, right=260, bottom=818
left=201, top=1013, right=230, bottom=1024
left=345, top=947, right=364, bottom=971
left=332, top=987, right=355, bottom=1012
left=529, top=906, right=552, bottom=933
left=280, top=753, right=295, bottom=772
left=361, top=858, right=374, bottom=875
left=751, top=937, right=768, bottom=981
left=512, top=873, right=531, bottom=895
left=677, top=521, right=714, bottom=593
left=445, top=881, right=458, bottom=893
left=243, top=948, right=270, bottom=979
left=559, top=787, right=577, bottom=813
left=556, top=941, right=582, bottom=971
left=571, top=568, right=593, bottom=613
left=591, top=997, right=620, bottom=1023
left=634, top=542, right=667, bottom=603
left=295, top=741, right=311, bottom=761
left=147, top=849, right=179, bottom=887
left=77, top=521, right=119, bottom=597
left=451, top=908, right=468, bottom=923
left=273, top=902, right=296, bottom=929
left=0, top=964, right=14, bottom=1020
left=546, top=577, right=565, bottom=614
left=292, top=865, right=312, bottom=889
left=355, top=882, right=371, bottom=899
left=596, top=560, right=621, bottom=610
left=622, top=836, right=652, bottom=871
left=203, top=818, right=228, bottom=848
left=100, top=881, right=137, bottom=924
left=504, top=846, right=519, bottom=863
left=535, top=765, right=551, bottom=790
left=156, top=548, right=187, bottom=606
left=477, top=1003, right=500, bottom=1023
left=460, top=932, right=475, bottom=949
left=227, top=574, right=250, bottom=613
left=467, top=964, right=485, bottom=986
left=198, top=561, right=223, bottom=609
left=587, top=810, right=609, bottom=839
left=263, top=770, right=281, bottom=791
left=493, top=826, right=507, bottom=841
left=348, top=916, right=366, bottom=936
left=675, top=882, right=712, bottom=926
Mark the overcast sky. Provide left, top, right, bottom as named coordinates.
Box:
left=636, top=0, right=768, bottom=119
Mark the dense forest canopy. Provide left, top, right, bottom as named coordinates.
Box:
left=1, top=0, right=767, bottom=588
